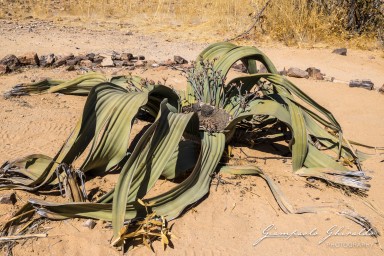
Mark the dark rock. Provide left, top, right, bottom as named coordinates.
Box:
left=0, top=54, right=20, bottom=71
left=138, top=55, right=145, bottom=60
left=192, top=103, right=201, bottom=112
left=80, top=59, right=93, bottom=68
left=232, top=63, right=246, bottom=72
left=54, top=54, right=74, bottom=67
left=0, top=64, right=10, bottom=74
left=379, top=84, right=384, bottom=94
left=0, top=193, right=16, bottom=204
left=74, top=55, right=87, bottom=62
left=39, top=54, right=55, bottom=67
left=349, top=79, right=374, bottom=90
left=93, top=54, right=104, bottom=64
left=174, top=55, right=188, bottom=64
left=287, top=67, right=309, bottom=78
left=86, top=53, right=96, bottom=61
left=18, top=52, right=39, bottom=66
left=83, top=219, right=96, bottom=229
left=306, top=67, right=324, bottom=80
left=66, top=58, right=79, bottom=66
left=332, top=48, right=347, bottom=56
left=121, top=53, right=133, bottom=61
left=122, top=60, right=134, bottom=66
left=113, top=60, right=123, bottom=67
left=111, top=52, right=121, bottom=61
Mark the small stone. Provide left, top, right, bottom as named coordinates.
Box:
left=18, top=52, right=39, bottom=66
left=349, top=79, right=374, bottom=90
left=111, top=52, right=121, bottom=61
left=121, top=60, right=134, bottom=66
left=259, top=64, right=268, bottom=73
left=138, top=55, right=145, bottom=60
left=379, top=84, right=384, bottom=94
left=80, top=60, right=92, bottom=68
left=93, top=54, right=104, bottom=64
left=134, top=60, right=146, bottom=67
left=113, top=60, right=123, bottom=67
left=75, top=55, right=87, bottom=62
left=121, top=53, right=133, bottom=61
left=174, top=55, right=188, bottom=64
left=85, top=53, right=96, bottom=61
left=232, top=63, right=246, bottom=72
left=287, top=67, right=309, bottom=78
left=39, top=54, right=55, bottom=67
left=0, top=193, right=16, bottom=204
left=306, top=67, right=324, bottom=80
left=332, top=48, right=347, bottom=56
left=0, top=54, right=20, bottom=71
left=0, top=64, right=9, bottom=74
left=307, top=178, right=316, bottom=183
left=83, top=219, right=96, bottom=229
left=151, top=63, right=159, bottom=68
left=66, top=59, right=79, bottom=66
left=100, top=56, right=115, bottom=67
left=54, top=54, right=74, bottom=67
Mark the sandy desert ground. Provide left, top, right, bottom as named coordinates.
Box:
left=0, top=18, right=384, bottom=256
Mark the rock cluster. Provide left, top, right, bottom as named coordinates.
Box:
left=0, top=52, right=190, bottom=74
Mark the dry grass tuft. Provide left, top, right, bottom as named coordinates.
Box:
left=0, top=0, right=383, bottom=49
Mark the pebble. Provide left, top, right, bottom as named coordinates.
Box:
left=174, top=55, right=188, bottom=64
left=286, top=67, right=309, bottom=78
left=332, top=48, right=347, bottom=56
left=0, top=193, right=16, bottom=204
left=83, top=219, right=97, bottom=229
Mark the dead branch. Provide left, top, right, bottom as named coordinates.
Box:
left=0, top=233, right=47, bottom=241
left=226, top=0, right=272, bottom=41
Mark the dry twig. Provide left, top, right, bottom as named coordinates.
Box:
left=226, top=0, right=272, bottom=41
